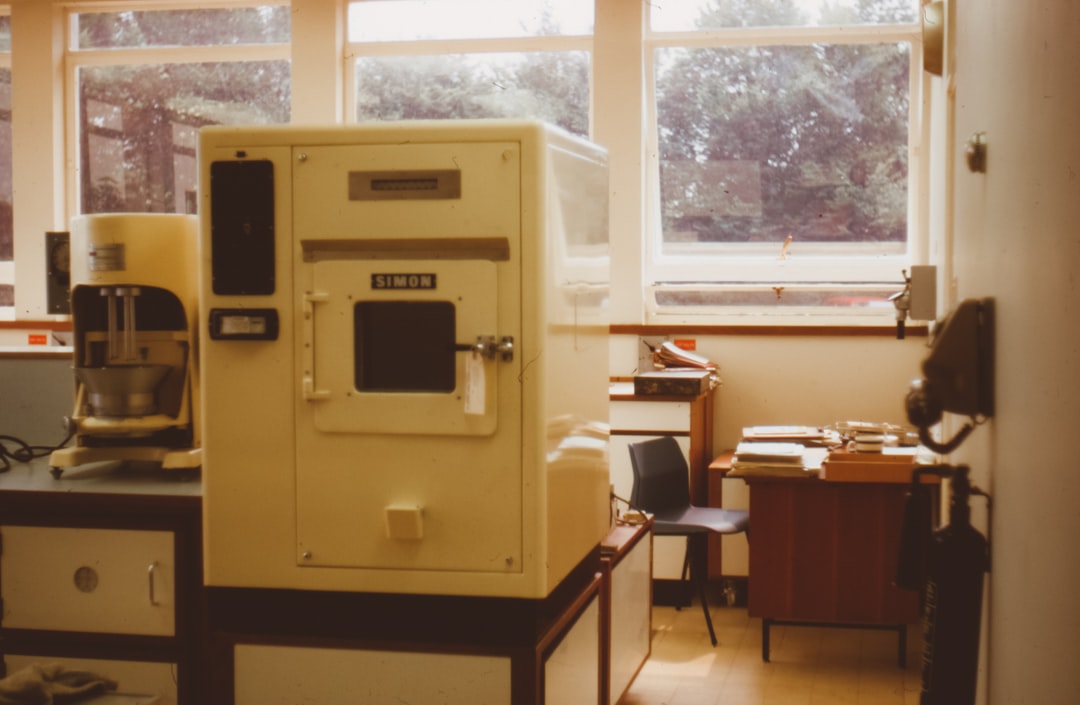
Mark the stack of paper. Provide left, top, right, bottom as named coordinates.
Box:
left=729, top=441, right=819, bottom=477
left=741, top=425, right=839, bottom=447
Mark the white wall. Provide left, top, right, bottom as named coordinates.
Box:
left=950, top=1, right=1080, bottom=703
left=0, top=356, right=72, bottom=446
left=612, top=333, right=927, bottom=450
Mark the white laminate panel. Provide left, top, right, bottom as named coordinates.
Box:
left=545, top=595, right=601, bottom=705
left=608, top=535, right=651, bottom=705
left=0, top=526, right=175, bottom=636
left=234, top=645, right=511, bottom=705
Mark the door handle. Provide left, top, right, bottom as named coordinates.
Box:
left=457, top=335, right=514, bottom=362
left=301, top=291, right=331, bottom=401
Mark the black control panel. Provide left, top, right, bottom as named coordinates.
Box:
left=210, top=159, right=276, bottom=295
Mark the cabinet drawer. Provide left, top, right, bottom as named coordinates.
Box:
left=0, top=526, right=175, bottom=636
left=609, top=400, right=690, bottom=432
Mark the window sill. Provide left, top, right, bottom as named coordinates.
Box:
left=612, top=322, right=927, bottom=337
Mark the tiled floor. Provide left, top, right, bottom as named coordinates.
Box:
left=618, top=603, right=924, bottom=705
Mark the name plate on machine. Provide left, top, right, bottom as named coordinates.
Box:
left=371, top=273, right=437, bottom=290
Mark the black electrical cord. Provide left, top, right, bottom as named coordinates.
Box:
left=0, top=431, right=75, bottom=473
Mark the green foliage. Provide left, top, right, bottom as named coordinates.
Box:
left=656, top=0, right=911, bottom=244
left=76, top=6, right=291, bottom=214
left=355, top=52, right=589, bottom=137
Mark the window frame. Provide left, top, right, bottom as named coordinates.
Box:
left=62, top=1, right=291, bottom=220
left=0, top=5, right=11, bottom=299
left=344, top=2, right=594, bottom=132
left=641, top=11, right=927, bottom=324
left=4, top=0, right=937, bottom=329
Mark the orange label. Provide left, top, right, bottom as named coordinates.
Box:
left=672, top=338, right=696, bottom=351
left=27, top=333, right=48, bottom=345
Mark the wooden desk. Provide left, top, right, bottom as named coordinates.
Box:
left=711, top=452, right=932, bottom=665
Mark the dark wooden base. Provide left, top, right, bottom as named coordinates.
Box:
left=205, top=547, right=604, bottom=705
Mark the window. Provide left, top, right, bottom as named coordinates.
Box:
left=5, top=1, right=933, bottom=326
left=645, top=0, right=922, bottom=320
left=0, top=9, right=11, bottom=307
left=347, top=0, right=592, bottom=137
left=68, top=4, right=291, bottom=216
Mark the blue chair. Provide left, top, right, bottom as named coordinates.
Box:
left=629, top=436, right=749, bottom=646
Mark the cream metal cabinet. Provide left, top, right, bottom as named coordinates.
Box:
left=0, top=461, right=203, bottom=705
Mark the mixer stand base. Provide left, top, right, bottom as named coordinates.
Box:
left=49, top=446, right=202, bottom=478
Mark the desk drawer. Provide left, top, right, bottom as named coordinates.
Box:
left=609, top=400, right=690, bottom=432
left=0, top=526, right=175, bottom=636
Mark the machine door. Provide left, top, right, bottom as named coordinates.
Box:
left=293, top=255, right=523, bottom=577
left=301, top=258, right=500, bottom=436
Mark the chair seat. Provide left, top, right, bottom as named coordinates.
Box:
left=652, top=506, right=749, bottom=536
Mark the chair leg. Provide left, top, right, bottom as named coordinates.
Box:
left=676, top=540, right=692, bottom=611
left=690, top=534, right=717, bottom=646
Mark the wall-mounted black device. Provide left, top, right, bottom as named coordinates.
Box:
left=905, top=298, right=994, bottom=454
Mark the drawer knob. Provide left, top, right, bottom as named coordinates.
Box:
left=73, top=566, right=99, bottom=593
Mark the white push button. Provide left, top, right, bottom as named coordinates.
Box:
left=385, top=506, right=424, bottom=540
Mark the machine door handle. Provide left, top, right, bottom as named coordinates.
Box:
left=301, top=291, right=331, bottom=401
left=456, top=335, right=514, bottom=362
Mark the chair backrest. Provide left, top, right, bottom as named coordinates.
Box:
left=628, top=436, right=691, bottom=516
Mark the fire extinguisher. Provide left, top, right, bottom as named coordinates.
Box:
left=896, top=465, right=990, bottom=705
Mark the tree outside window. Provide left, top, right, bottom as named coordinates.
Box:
left=73, top=6, right=291, bottom=216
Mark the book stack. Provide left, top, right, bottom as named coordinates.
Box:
left=729, top=441, right=825, bottom=478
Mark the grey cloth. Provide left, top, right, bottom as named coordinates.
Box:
left=0, top=664, right=117, bottom=705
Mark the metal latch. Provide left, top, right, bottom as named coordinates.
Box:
left=457, top=335, right=514, bottom=362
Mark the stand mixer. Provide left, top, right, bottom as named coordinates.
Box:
left=49, top=213, right=201, bottom=477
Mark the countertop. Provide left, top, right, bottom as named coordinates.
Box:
left=0, top=457, right=201, bottom=499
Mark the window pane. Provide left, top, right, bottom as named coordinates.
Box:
left=75, top=7, right=291, bottom=49
left=0, top=15, right=10, bottom=52
left=349, top=0, right=593, bottom=42
left=655, top=43, right=909, bottom=257
left=355, top=52, right=589, bottom=137
left=79, top=62, right=290, bottom=214
left=650, top=0, right=919, bottom=32
left=655, top=285, right=899, bottom=309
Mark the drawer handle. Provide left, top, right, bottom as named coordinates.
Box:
left=148, top=561, right=159, bottom=606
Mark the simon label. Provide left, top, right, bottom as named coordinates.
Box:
left=371, top=273, right=437, bottom=290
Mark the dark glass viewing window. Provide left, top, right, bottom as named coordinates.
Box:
left=354, top=301, right=456, bottom=392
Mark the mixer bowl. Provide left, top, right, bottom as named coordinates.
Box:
left=76, top=364, right=171, bottom=417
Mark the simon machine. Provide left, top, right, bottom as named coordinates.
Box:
left=198, top=121, right=611, bottom=599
